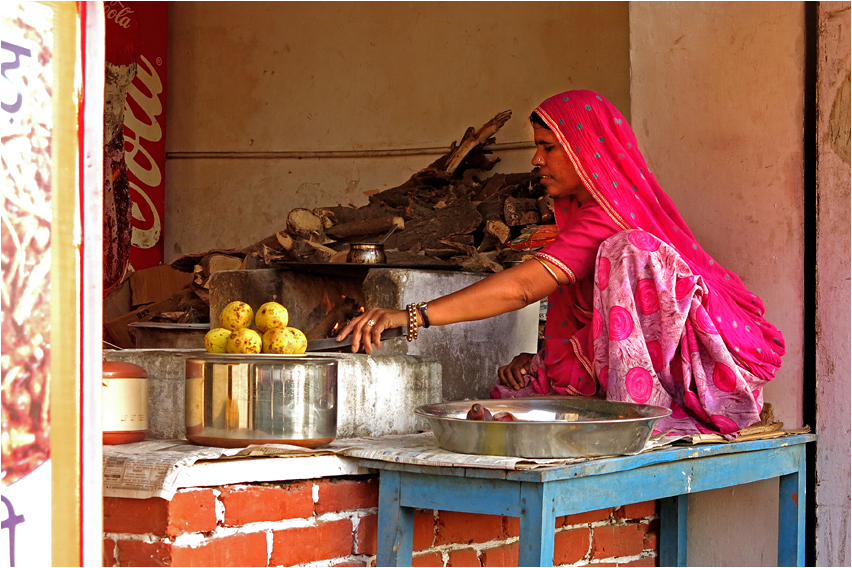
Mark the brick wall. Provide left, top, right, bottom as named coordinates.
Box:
left=103, top=475, right=659, bottom=567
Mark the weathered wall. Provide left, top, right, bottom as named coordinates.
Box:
left=815, top=3, right=851, bottom=566
left=629, top=2, right=806, bottom=565
left=163, top=1, right=630, bottom=260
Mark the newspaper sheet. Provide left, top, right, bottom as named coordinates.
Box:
left=103, top=440, right=335, bottom=500
left=103, top=433, right=684, bottom=500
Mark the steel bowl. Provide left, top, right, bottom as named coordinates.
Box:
left=346, top=243, right=387, bottom=264
left=415, top=396, right=672, bottom=458
left=185, top=354, right=338, bottom=448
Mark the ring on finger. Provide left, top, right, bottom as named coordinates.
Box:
left=367, top=320, right=375, bottom=326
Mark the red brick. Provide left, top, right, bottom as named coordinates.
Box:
left=480, top=542, right=518, bottom=567
left=355, top=514, right=378, bottom=555
left=220, top=482, right=313, bottom=525
left=592, top=524, right=646, bottom=559
left=331, top=561, right=369, bottom=567
left=116, top=540, right=172, bottom=567
left=435, top=512, right=503, bottom=545
left=412, top=551, right=443, bottom=567
left=448, top=547, right=480, bottom=567
left=553, top=527, right=591, bottom=565
left=614, top=501, right=657, bottom=520
left=643, top=520, right=659, bottom=552
left=316, top=476, right=379, bottom=514
left=503, top=516, right=520, bottom=537
left=171, top=531, right=268, bottom=566
left=271, top=519, right=354, bottom=565
left=104, top=497, right=169, bottom=535
left=560, top=507, right=614, bottom=526
left=414, top=510, right=436, bottom=550
left=168, top=490, right=217, bottom=536
left=104, top=538, right=117, bottom=566
left=622, top=556, right=657, bottom=566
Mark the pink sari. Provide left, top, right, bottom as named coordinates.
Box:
left=492, top=90, right=785, bottom=438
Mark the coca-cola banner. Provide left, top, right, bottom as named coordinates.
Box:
left=104, top=1, right=166, bottom=286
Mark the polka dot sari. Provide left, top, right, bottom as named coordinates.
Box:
left=494, top=90, right=785, bottom=438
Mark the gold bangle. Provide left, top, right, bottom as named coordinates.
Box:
left=534, top=256, right=561, bottom=284
left=406, top=303, right=419, bottom=341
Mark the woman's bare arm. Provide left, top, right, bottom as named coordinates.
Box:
left=337, top=258, right=567, bottom=353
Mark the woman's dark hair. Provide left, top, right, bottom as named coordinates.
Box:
left=529, top=112, right=550, bottom=130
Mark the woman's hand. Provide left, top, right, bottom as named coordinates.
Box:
left=498, top=352, right=536, bottom=390
left=336, top=307, right=407, bottom=354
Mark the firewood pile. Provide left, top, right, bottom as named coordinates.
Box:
left=110, top=111, right=556, bottom=332
left=172, top=109, right=553, bottom=278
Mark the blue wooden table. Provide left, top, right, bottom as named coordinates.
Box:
left=360, top=434, right=814, bottom=567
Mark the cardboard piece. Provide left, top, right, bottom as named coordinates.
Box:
left=130, top=264, right=193, bottom=307
left=103, top=277, right=132, bottom=322
left=104, top=295, right=181, bottom=349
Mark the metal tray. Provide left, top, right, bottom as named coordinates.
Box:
left=415, top=396, right=671, bottom=458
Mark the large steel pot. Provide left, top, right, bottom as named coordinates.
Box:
left=185, top=355, right=338, bottom=448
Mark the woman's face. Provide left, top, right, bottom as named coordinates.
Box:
left=531, top=124, right=592, bottom=204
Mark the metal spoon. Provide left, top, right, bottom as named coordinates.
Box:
left=376, top=223, right=398, bottom=244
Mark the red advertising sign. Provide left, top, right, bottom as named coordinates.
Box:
left=104, top=1, right=167, bottom=272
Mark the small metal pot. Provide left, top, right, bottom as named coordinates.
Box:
left=346, top=243, right=387, bottom=264
left=185, top=355, right=338, bottom=448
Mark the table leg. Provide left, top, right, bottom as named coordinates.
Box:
left=518, top=482, right=556, bottom=567
left=778, top=445, right=806, bottom=567
left=659, top=494, right=688, bottom=567
left=376, top=470, right=414, bottom=567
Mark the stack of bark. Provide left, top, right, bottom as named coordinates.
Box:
left=206, top=110, right=553, bottom=274
left=162, top=111, right=555, bottom=323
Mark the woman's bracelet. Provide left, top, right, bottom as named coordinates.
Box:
left=416, top=302, right=430, bottom=328
left=406, top=303, right=419, bottom=341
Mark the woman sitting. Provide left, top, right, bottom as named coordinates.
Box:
left=337, top=90, right=785, bottom=439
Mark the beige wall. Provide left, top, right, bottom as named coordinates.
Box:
left=164, top=1, right=630, bottom=259
left=815, top=3, right=851, bottom=566
left=630, top=2, right=806, bottom=566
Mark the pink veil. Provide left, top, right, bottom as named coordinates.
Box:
left=534, top=90, right=785, bottom=381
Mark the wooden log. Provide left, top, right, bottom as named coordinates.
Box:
left=439, top=239, right=504, bottom=273
left=476, top=192, right=508, bottom=222
left=315, top=204, right=397, bottom=225
left=442, top=110, right=512, bottom=174
left=537, top=195, right=555, bottom=224
left=473, top=173, right=507, bottom=202
left=200, top=253, right=243, bottom=276
left=287, top=208, right=325, bottom=242
left=304, top=298, right=356, bottom=340
left=477, top=220, right=511, bottom=252
left=383, top=198, right=482, bottom=252
left=504, top=197, right=541, bottom=226
left=326, top=216, right=404, bottom=241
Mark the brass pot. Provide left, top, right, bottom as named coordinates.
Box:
left=185, top=355, right=338, bottom=448
left=346, top=243, right=387, bottom=264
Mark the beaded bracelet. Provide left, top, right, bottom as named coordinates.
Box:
left=416, top=302, right=430, bottom=328
left=406, top=303, right=419, bottom=341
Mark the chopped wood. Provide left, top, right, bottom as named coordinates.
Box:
left=504, top=196, right=541, bottom=226
left=383, top=198, right=482, bottom=252
left=477, top=220, right=511, bottom=252
left=326, top=215, right=404, bottom=241
left=286, top=208, right=324, bottom=242
left=476, top=191, right=509, bottom=222
left=439, top=239, right=504, bottom=273
left=304, top=298, right=354, bottom=340
left=201, top=253, right=243, bottom=276
left=442, top=110, right=512, bottom=174
left=537, top=196, right=555, bottom=224
left=473, top=173, right=507, bottom=202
